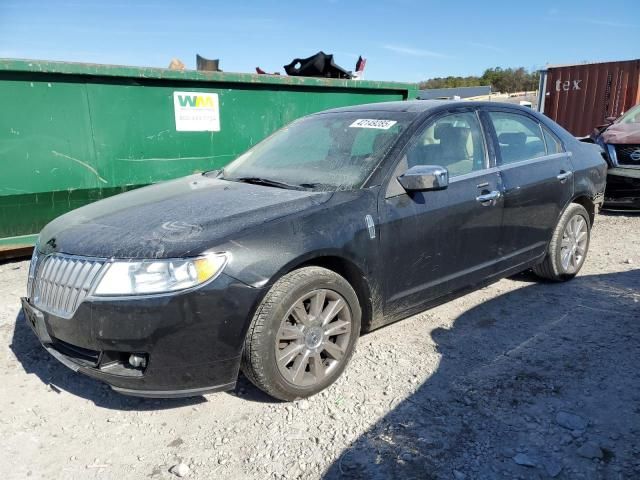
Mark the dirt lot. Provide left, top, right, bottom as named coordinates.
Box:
left=1, top=211, right=638, bottom=480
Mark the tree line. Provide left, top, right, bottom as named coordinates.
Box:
left=419, top=67, right=540, bottom=93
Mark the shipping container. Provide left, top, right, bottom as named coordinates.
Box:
left=0, top=59, right=417, bottom=257
left=537, top=59, right=640, bottom=137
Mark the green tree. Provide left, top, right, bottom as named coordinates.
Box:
left=420, top=67, right=539, bottom=93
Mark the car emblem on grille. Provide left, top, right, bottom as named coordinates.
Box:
left=630, top=149, right=640, bottom=162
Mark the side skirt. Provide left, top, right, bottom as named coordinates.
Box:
left=372, top=254, right=545, bottom=331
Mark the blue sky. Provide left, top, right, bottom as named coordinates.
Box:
left=0, top=0, right=638, bottom=83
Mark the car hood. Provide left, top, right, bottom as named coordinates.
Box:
left=39, top=174, right=332, bottom=259
left=600, top=122, right=640, bottom=144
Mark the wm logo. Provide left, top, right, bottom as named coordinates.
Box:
left=177, top=94, right=215, bottom=108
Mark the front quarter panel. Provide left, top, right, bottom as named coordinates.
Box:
left=219, top=190, right=379, bottom=288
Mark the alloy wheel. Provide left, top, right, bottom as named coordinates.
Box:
left=275, top=289, right=352, bottom=387
left=560, top=214, right=588, bottom=274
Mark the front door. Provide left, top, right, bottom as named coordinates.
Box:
left=379, top=110, right=504, bottom=320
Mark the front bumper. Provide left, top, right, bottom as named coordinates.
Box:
left=604, top=168, right=640, bottom=209
left=22, top=272, right=265, bottom=398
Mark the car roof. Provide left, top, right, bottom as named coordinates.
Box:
left=316, top=99, right=539, bottom=116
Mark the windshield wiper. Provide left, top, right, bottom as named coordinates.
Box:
left=227, top=176, right=307, bottom=190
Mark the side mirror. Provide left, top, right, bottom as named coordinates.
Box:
left=605, top=116, right=617, bottom=124
left=397, top=165, right=449, bottom=192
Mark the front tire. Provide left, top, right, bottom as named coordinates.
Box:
left=533, top=203, right=591, bottom=281
left=241, top=266, right=361, bottom=401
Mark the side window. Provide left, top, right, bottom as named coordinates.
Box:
left=406, top=111, right=486, bottom=177
left=489, top=112, right=546, bottom=165
left=542, top=125, right=564, bottom=154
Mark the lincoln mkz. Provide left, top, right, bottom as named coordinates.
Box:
left=22, top=101, right=607, bottom=400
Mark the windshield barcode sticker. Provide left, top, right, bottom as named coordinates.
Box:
left=349, top=119, right=397, bottom=130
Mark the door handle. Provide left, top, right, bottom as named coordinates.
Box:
left=476, top=190, right=501, bottom=206
left=557, top=171, right=573, bottom=183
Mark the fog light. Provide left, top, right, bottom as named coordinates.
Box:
left=128, top=354, right=147, bottom=369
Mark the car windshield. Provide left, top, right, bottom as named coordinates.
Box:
left=618, top=104, right=640, bottom=124
left=220, top=112, right=414, bottom=191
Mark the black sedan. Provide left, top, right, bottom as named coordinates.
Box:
left=22, top=101, right=607, bottom=401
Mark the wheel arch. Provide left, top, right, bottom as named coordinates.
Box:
left=538, top=194, right=595, bottom=268
left=570, top=194, right=596, bottom=226
left=271, top=253, right=378, bottom=334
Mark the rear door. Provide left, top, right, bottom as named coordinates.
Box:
left=378, top=109, right=504, bottom=319
left=483, top=108, right=573, bottom=271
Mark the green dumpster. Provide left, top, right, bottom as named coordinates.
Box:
left=0, top=59, right=417, bottom=256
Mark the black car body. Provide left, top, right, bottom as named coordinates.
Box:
left=22, top=100, right=607, bottom=399
left=590, top=102, right=640, bottom=209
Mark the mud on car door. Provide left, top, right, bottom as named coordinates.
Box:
left=482, top=108, right=574, bottom=271
left=378, top=109, right=504, bottom=320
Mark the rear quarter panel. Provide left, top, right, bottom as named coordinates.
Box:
left=567, top=138, right=608, bottom=201
left=533, top=110, right=607, bottom=204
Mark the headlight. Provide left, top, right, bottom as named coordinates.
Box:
left=93, top=253, right=228, bottom=296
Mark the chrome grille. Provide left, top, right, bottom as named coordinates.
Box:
left=27, top=247, right=39, bottom=298
left=31, top=254, right=105, bottom=318
left=614, top=144, right=640, bottom=167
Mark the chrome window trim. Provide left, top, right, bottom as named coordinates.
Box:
left=497, top=152, right=568, bottom=172
left=449, top=166, right=499, bottom=184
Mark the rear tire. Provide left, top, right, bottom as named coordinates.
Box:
left=533, top=203, right=591, bottom=281
left=241, top=266, right=361, bottom=401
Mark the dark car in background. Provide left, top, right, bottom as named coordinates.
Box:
left=22, top=101, right=607, bottom=401
left=592, top=103, right=640, bottom=209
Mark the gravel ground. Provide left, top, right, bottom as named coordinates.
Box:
left=0, top=211, right=638, bottom=480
